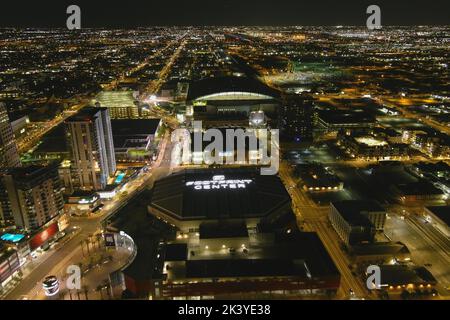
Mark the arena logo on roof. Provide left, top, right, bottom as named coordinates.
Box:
left=186, top=175, right=253, bottom=190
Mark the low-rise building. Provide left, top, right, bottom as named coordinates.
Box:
left=295, top=163, right=343, bottom=192
left=349, top=242, right=411, bottom=264
left=317, top=109, right=375, bottom=133
left=391, top=181, right=445, bottom=203
left=337, top=130, right=409, bottom=161
left=329, top=200, right=386, bottom=247
left=64, top=190, right=101, bottom=216
left=371, top=265, right=437, bottom=293
left=111, top=119, right=162, bottom=162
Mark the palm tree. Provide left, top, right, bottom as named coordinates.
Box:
left=79, top=240, right=85, bottom=256
left=82, top=285, right=89, bottom=300
left=88, top=233, right=95, bottom=250
left=84, top=239, right=91, bottom=255
left=96, top=233, right=103, bottom=249
left=103, top=280, right=112, bottom=300
left=96, top=285, right=104, bottom=300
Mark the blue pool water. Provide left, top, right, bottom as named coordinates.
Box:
left=1, top=233, right=25, bottom=242
left=114, top=172, right=126, bottom=184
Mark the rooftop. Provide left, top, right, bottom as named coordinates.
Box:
left=378, top=265, right=437, bottom=286
left=332, top=200, right=385, bottom=227
left=394, top=181, right=444, bottom=196
left=187, top=76, right=280, bottom=101
left=111, top=119, right=161, bottom=149
left=66, top=107, right=107, bottom=122
left=199, top=221, right=249, bottom=239
left=164, top=231, right=340, bottom=280
left=355, top=136, right=388, bottom=147
left=150, top=168, right=291, bottom=221
left=296, top=163, right=342, bottom=189
left=8, top=163, right=59, bottom=182
left=94, top=90, right=137, bottom=108
left=318, top=109, right=375, bottom=126
left=351, top=242, right=410, bottom=256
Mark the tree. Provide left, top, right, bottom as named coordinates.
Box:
left=104, top=280, right=113, bottom=300
left=84, top=239, right=91, bottom=255
left=96, top=285, right=104, bottom=300
left=96, top=233, right=103, bottom=249
left=82, top=285, right=89, bottom=300
left=79, top=240, right=85, bottom=256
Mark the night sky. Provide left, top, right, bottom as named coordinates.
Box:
left=0, top=0, right=449, bottom=27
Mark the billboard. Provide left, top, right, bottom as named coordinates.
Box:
left=104, top=233, right=116, bottom=247
left=29, top=222, right=59, bottom=250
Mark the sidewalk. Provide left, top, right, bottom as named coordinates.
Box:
left=44, top=237, right=134, bottom=300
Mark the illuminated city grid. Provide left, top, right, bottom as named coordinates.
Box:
left=0, top=25, right=449, bottom=302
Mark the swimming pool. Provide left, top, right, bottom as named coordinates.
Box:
left=1, top=233, right=25, bottom=243
left=114, top=172, right=126, bottom=184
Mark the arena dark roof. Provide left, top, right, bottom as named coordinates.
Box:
left=187, top=76, right=280, bottom=101
left=184, top=232, right=339, bottom=279
left=199, top=221, right=249, bottom=239
left=150, top=168, right=290, bottom=221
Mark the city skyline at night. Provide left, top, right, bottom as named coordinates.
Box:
left=0, top=1, right=449, bottom=309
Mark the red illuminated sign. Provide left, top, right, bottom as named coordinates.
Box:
left=29, top=222, right=59, bottom=250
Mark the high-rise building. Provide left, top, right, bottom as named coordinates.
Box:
left=0, top=102, right=21, bottom=168
left=65, top=107, right=116, bottom=190
left=279, top=94, right=315, bottom=142
left=0, top=163, right=64, bottom=230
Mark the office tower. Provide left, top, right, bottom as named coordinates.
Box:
left=279, top=94, right=315, bottom=142
left=0, top=102, right=21, bottom=168
left=65, top=107, right=116, bottom=190
left=0, top=163, right=64, bottom=230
